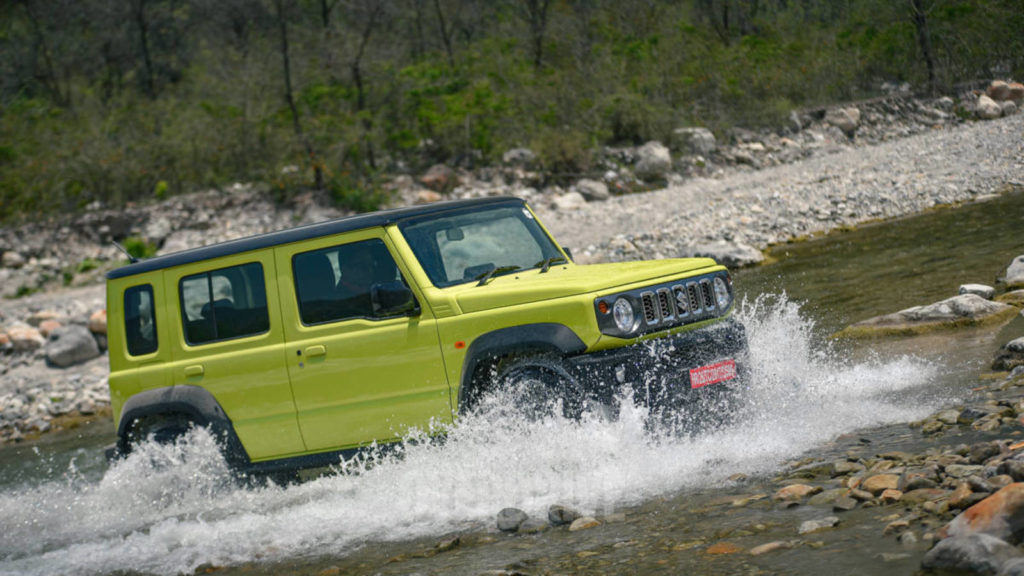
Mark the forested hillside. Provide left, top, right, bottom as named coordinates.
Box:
left=1, top=0, right=1021, bottom=221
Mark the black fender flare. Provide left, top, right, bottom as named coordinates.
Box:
left=458, top=323, right=586, bottom=411
left=116, top=385, right=249, bottom=467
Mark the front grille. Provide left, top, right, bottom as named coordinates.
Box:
left=701, top=280, right=715, bottom=310
left=641, top=292, right=658, bottom=324
left=687, top=282, right=701, bottom=314
left=672, top=285, right=689, bottom=317
left=656, top=288, right=674, bottom=321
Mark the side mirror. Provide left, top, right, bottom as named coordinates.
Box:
left=562, top=247, right=574, bottom=262
left=371, top=281, right=420, bottom=317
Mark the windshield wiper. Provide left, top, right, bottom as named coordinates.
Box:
left=475, top=265, right=521, bottom=286
left=535, top=256, right=567, bottom=273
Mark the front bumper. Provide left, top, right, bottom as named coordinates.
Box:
left=567, top=317, right=749, bottom=408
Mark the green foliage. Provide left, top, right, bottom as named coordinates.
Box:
left=123, top=237, right=158, bottom=261
left=0, top=0, right=1021, bottom=223
left=77, top=258, right=100, bottom=273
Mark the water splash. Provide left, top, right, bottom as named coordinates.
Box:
left=0, top=294, right=949, bottom=576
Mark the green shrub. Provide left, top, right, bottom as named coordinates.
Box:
left=123, top=237, right=158, bottom=261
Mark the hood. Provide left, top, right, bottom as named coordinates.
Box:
left=454, top=258, right=720, bottom=313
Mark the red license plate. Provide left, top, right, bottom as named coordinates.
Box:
left=689, top=359, right=737, bottom=389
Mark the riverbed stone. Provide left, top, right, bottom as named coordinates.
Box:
left=970, top=442, right=1003, bottom=465
left=671, top=127, right=717, bottom=156
left=548, top=504, right=582, bottom=526
left=517, top=518, right=549, bottom=534
left=683, top=240, right=764, bottom=267
left=45, top=325, right=100, bottom=368
left=825, top=107, right=861, bottom=136
left=1006, top=256, right=1024, bottom=290
left=798, top=516, right=840, bottom=535
left=941, top=483, right=1024, bottom=544
left=808, top=488, right=848, bottom=506
left=7, top=324, right=45, bottom=352
left=936, top=409, right=962, bottom=425
left=960, top=284, right=996, bottom=300
left=994, top=338, right=1024, bottom=372
left=862, top=474, right=901, bottom=495
left=903, top=488, right=950, bottom=505
left=997, top=290, right=1024, bottom=308
left=568, top=516, right=600, bottom=532
left=551, top=192, right=587, bottom=211
left=946, top=464, right=986, bottom=479
left=832, top=460, right=866, bottom=477
left=837, top=294, right=1019, bottom=339
left=575, top=179, right=610, bottom=202
left=922, top=533, right=1021, bottom=574
left=833, top=496, right=859, bottom=512
left=496, top=508, right=528, bottom=532
left=997, top=461, right=1024, bottom=482
left=773, top=484, right=822, bottom=501
left=748, top=541, right=793, bottom=556
left=978, top=95, right=1003, bottom=119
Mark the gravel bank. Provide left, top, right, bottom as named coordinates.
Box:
left=537, top=113, right=1024, bottom=264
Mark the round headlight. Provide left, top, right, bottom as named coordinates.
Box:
left=612, top=297, right=636, bottom=333
left=713, top=276, right=731, bottom=310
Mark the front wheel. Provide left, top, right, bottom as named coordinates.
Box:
left=498, top=357, right=601, bottom=420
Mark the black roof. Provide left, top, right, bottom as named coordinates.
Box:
left=107, top=196, right=524, bottom=280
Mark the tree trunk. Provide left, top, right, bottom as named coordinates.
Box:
left=132, top=0, right=157, bottom=98
left=21, top=0, right=70, bottom=107
left=910, top=0, right=937, bottom=95
left=524, top=0, right=551, bottom=71
left=273, top=0, right=324, bottom=190
left=351, top=1, right=383, bottom=169
left=432, top=0, right=456, bottom=69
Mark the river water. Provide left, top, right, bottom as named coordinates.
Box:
left=1, top=190, right=1022, bottom=576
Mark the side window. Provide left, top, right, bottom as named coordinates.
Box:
left=293, top=238, right=413, bottom=325
left=179, top=262, right=269, bottom=345
left=124, top=284, right=158, bottom=356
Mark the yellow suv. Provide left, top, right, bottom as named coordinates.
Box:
left=106, top=197, right=746, bottom=473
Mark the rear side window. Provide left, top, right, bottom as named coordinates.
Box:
left=124, top=284, right=158, bottom=356
left=179, top=262, right=269, bottom=345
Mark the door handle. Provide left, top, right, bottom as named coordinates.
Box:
left=184, top=365, right=205, bottom=377
left=304, top=345, right=326, bottom=357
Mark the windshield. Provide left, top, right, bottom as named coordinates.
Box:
left=399, top=204, right=564, bottom=287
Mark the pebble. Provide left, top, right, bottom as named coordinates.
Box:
left=568, top=517, right=601, bottom=532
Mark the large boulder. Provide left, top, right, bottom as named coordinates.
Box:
left=989, top=80, right=1012, bottom=101
left=1009, top=82, right=1024, bottom=103
left=671, top=127, right=717, bottom=156
left=419, top=164, right=458, bottom=193
left=836, top=294, right=1018, bottom=339
left=633, top=141, right=672, bottom=181
left=683, top=240, right=764, bottom=268
left=45, top=325, right=101, bottom=368
left=940, top=483, right=1024, bottom=544
left=502, top=147, right=537, bottom=168
left=825, top=107, right=861, bottom=137
left=574, top=179, right=610, bottom=202
left=922, top=533, right=1021, bottom=575
left=977, top=94, right=1003, bottom=120
left=1007, top=256, right=1024, bottom=289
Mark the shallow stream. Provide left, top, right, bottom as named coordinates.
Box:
left=1, top=190, right=1023, bottom=576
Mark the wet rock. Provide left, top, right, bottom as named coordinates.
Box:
left=683, top=240, right=764, bottom=268
left=978, top=95, right=1003, bottom=119
left=941, top=483, right=1024, bottom=544
left=1006, top=256, right=1024, bottom=290
left=672, top=127, right=717, bottom=156
left=998, top=461, right=1024, bottom=482
left=997, top=290, right=1024, bottom=307
left=881, top=489, right=903, bottom=504
left=832, top=460, right=866, bottom=477
left=950, top=483, right=978, bottom=510
left=904, top=488, right=951, bottom=505
left=496, top=508, right=528, bottom=532
left=548, top=504, right=582, bottom=526
left=994, top=338, right=1024, bottom=372
left=1003, top=558, right=1024, bottom=576
left=922, top=533, right=1021, bottom=574
left=45, top=325, right=101, bottom=368
left=517, top=518, right=549, bottom=534
left=970, top=442, right=1003, bottom=465
left=833, top=496, right=859, bottom=512
left=575, top=179, right=610, bottom=202
left=633, top=141, right=672, bottom=181
left=705, top=542, right=743, bottom=555
left=773, top=484, right=822, bottom=501
left=862, top=474, right=901, bottom=495
left=798, top=516, right=839, bottom=535
left=748, top=541, right=793, bottom=556
left=808, top=488, right=848, bottom=506
left=838, top=294, right=1018, bottom=339
left=568, top=517, right=600, bottom=532
left=960, top=284, right=996, bottom=300
left=946, top=464, right=986, bottom=479
left=898, top=531, right=919, bottom=547
left=936, top=409, right=962, bottom=425
left=884, top=518, right=911, bottom=536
